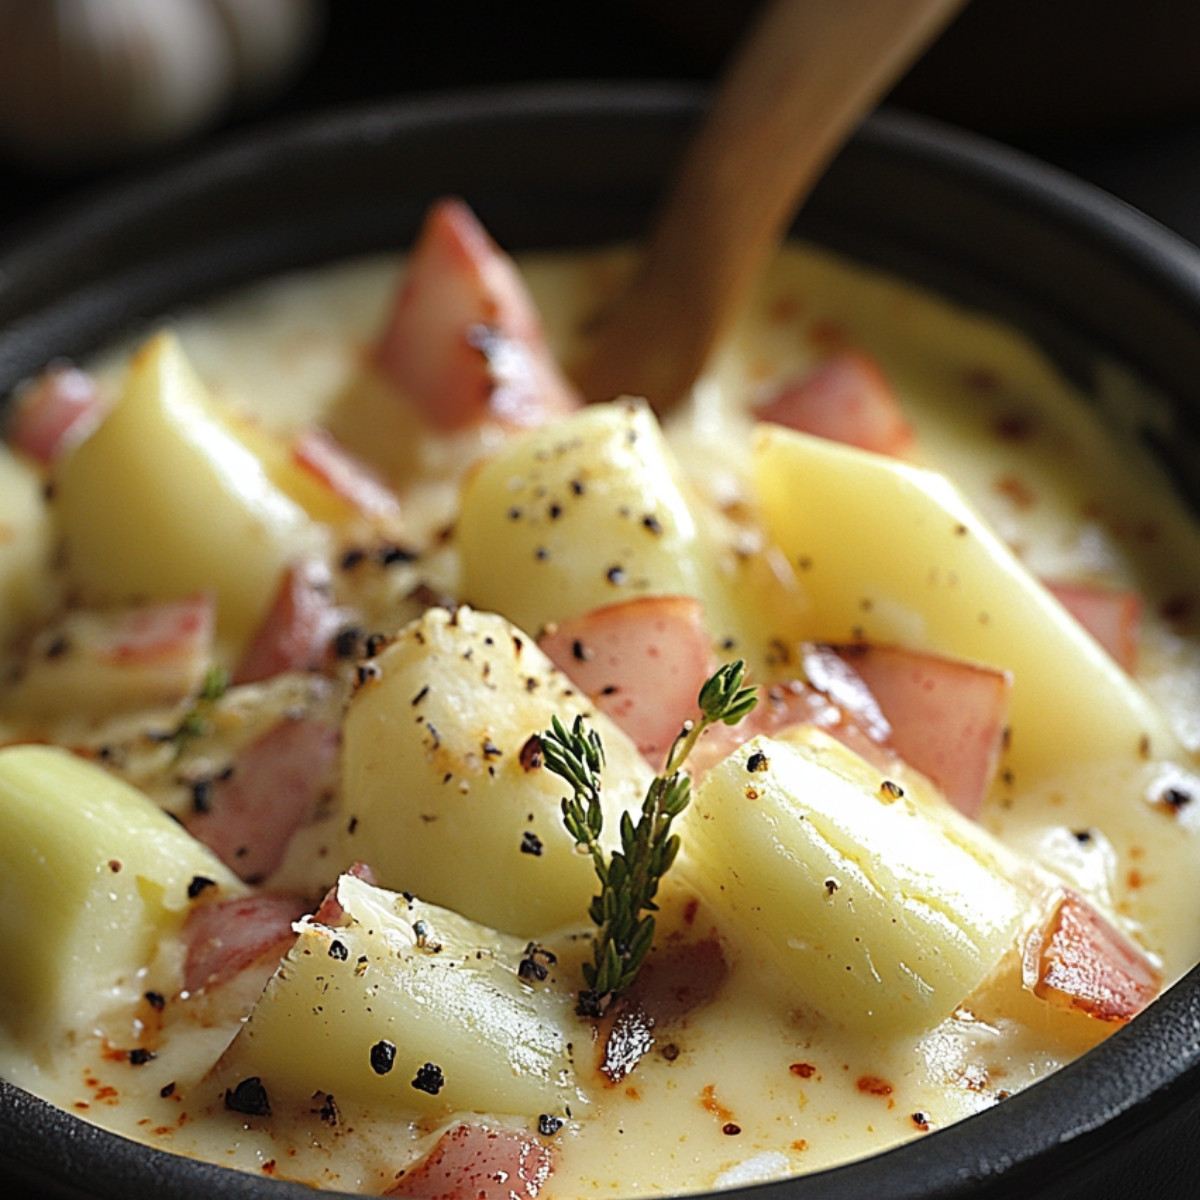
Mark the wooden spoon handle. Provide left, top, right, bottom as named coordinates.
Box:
left=570, top=0, right=966, bottom=410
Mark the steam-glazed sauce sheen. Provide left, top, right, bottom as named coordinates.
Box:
left=1, top=215, right=1199, bottom=1198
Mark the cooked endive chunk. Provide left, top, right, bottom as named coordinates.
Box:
left=684, top=730, right=1028, bottom=1035
left=752, top=424, right=1182, bottom=788
left=341, top=605, right=652, bottom=937
left=0, top=744, right=245, bottom=1047
left=456, top=399, right=791, bottom=666
left=0, top=443, right=52, bottom=650
left=219, top=873, right=584, bottom=1118
left=55, top=331, right=324, bottom=651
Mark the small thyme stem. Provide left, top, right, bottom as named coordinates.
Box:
left=542, top=660, right=757, bottom=1014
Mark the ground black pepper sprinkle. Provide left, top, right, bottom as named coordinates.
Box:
left=225, top=1077, right=271, bottom=1117
left=365, top=632, right=388, bottom=657
left=187, top=875, right=216, bottom=900
left=189, top=777, right=214, bottom=814
left=127, top=1048, right=155, bottom=1066
left=144, top=991, right=166, bottom=1012
left=329, top=939, right=349, bottom=961
left=160, top=1081, right=176, bottom=1098
left=411, top=1062, right=445, bottom=1094
left=339, top=548, right=366, bottom=570
left=1161, top=786, right=1194, bottom=811
left=722, top=1123, right=741, bottom=1136
left=370, top=1040, right=397, bottom=1075
left=880, top=780, right=905, bottom=800
left=571, top=638, right=592, bottom=662
left=606, top=565, right=627, bottom=585
left=378, top=543, right=417, bottom=567
left=518, top=943, right=557, bottom=982
left=521, top=830, right=544, bottom=856
left=746, top=750, right=769, bottom=773
left=538, top=1114, right=564, bottom=1136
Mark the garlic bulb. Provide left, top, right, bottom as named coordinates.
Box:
left=0, top=0, right=324, bottom=169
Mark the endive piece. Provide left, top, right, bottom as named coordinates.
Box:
left=218, top=873, right=584, bottom=1118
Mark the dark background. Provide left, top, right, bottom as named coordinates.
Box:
left=3, top=0, right=1200, bottom=251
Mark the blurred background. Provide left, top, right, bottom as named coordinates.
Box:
left=1, top=0, right=1200, bottom=248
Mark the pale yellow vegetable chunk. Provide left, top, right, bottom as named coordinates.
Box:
left=0, top=445, right=52, bottom=651
left=0, top=744, right=245, bottom=1047
left=684, top=730, right=1027, bottom=1034
left=752, top=424, right=1181, bottom=787
left=55, top=331, right=324, bottom=650
left=457, top=399, right=784, bottom=661
left=221, top=874, right=583, bottom=1118
left=342, top=605, right=652, bottom=937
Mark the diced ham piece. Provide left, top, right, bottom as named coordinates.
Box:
left=375, top=197, right=581, bottom=431
left=311, top=862, right=378, bottom=926
left=688, top=677, right=895, bottom=779
left=7, top=365, right=106, bottom=464
left=292, top=427, right=402, bottom=519
left=1043, top=579, right=1142, bottom=674
left=804, top=642, right=1011, bottom=819
left=538, top=596, right=713, bottom=769
left=753, top=351, right=914, bottom=457
left=233, top=560, right=344, bottom=685
left=385, top=1123, right=555, bottom=1200
left=9, top=593, right=217, bottom=719
left=1023, top=888, right=1161, bottom=1022
left=182, top=893, right=307, bottom=995
left=600, top=936, right=728, bottom=1083
left=184, top=716, right=340, bottom=883
left=95, top=592, right=215, bottom=666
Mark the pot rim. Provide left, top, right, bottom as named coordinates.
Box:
left=2, top=80, right=1200, bottom=1200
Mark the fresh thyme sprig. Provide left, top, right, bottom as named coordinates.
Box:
left=541, top=660, right=757, bottom=1016
left=168, top=664, right=230, bottom=758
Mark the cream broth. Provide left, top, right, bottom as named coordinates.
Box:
left=2, top=237, right=1200, bottom=1198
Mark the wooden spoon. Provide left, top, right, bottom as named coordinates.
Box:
left=569, top=0, right=966, bottom=410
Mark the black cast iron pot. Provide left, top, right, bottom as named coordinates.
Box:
left=2, top=84, right=1200, bottom=1200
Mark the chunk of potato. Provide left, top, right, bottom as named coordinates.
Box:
left=0, top=745, right=245, bottom=1048
left=219, top=874, right=583, bottom=1118
left=684, top=730, right=1027, bottom=1034
left=457, top=399, right=799, bottom=668
left=0, top=444, right=53, bottom=651
left=54, top=332, right=325, bottom=652
left=752, top=425, right=1181, bottom=787
left=342, top=605, right=652, bottom=936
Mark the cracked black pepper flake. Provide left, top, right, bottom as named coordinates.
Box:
left=225, top=1076, right=271, bottom=1117
left=538, top=1114, right=564, bottom=1136
left=364, top=632, right=388, bottom=657
left=722, top=1123, right=741, bottom=1136
left=187, top=875, right=216, bottom=900
left=128, top=1048, right=156, bottom=1066
left=370, top=1040, right=397, bottom=1075
left=548, top=502, right=563, bottom=520
left=571, top=638, right=592, bottom=662
left=606, top=565, right=627, bottom=585
left=144, top=991, right=166, bottom=1012
left=518, top=942, right=558, bottom=982
left=1161, top=786, right=1194, bottom=811
left=746, top=750, right=769, bottom=773
left=189, top=777, right=214, bottom=814
left=1073, top=828, right=1094, bottom=844
left=313, top=1091, right=339, bottom=1126
left=329, top=939, right=349, bottom=961
left=334, top=627, right=363, bottom=658
left=378, top=543, right=417, bottom=567
left=339, top=548, right=367, bottom=570
left=356, top=662, right=382, bottom=685
left=482, top=738, right=502, bottom=759
left=880, top=779, right=905, bottom=800
left=160, top=1081, right=176, bottom=1098
left=912, top=1111, right=931, bottom=1131
left=521, top=830, right=544, bottom=856
left=411, top=1062, right=445, bottom=1094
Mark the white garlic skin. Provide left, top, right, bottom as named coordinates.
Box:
left=0, top=0, right=324, bottom=168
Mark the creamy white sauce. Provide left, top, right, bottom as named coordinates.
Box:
left=3, top=239, right=1200, bottom=1196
